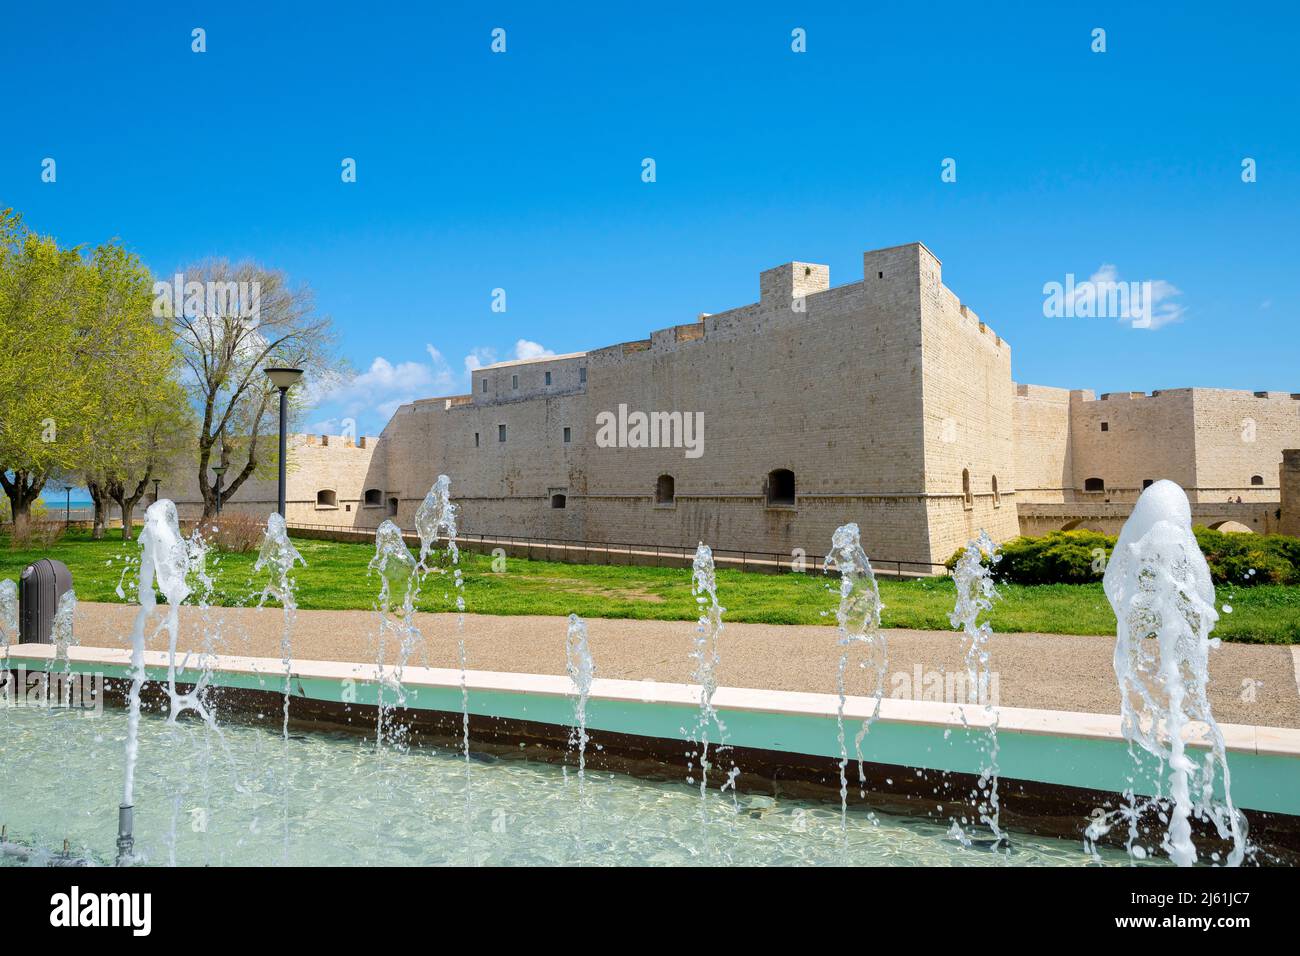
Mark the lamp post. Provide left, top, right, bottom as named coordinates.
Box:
left=152, top=477, right=160, bottom=505
left=65, top=487, right=70, bottom=529
left=211, top=463, right=227, bottom=516
left=265, top=367, right=304, bottom=518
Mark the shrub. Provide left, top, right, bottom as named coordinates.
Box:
left=197, top=511, right=266, bottom=554
left=947, top=526, right=1300, bottom=587
left=946, top=530, right=1114, bottom=585
left=9, top=518, right=67, bottom=550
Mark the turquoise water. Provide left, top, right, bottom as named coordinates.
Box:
left=0, top=706, right=1136, bottom=866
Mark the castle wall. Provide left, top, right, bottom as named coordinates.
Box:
left=155, top=433, right=383, bottom=526
left=913, top=245, right=1020, bottom=563
left=1282, top=450, right=1300, bottom=537
left=1189, top=390, right=1300, bottom=502
left=1012, top=384, right=1093, bottom=504
left=372, top=247, right=939, bottom=564
left=1067, top=389, right=1199, bottom=500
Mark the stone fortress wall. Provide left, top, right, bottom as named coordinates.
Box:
left=172, top=243, right=1300, bottom=564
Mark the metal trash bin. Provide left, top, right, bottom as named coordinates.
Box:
left=19, top=558, right=73, bottom=644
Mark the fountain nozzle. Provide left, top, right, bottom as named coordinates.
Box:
left=115, top=803, right=134, bottom=866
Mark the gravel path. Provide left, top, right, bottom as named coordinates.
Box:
left=68, top=601, right=1300, bottom=729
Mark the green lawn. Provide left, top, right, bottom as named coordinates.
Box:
left=3, top=531, right=1297, bottom=644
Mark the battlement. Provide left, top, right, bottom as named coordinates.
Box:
left=300, top=433, right=380, bottom=450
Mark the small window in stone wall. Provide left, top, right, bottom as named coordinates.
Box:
left=498, top=424, right=507, bottom=442
left=1250, top=475, right=1264, bottom=486
left=551, top=493, right=566, bottom=509
left=563, top=426, right=571, bottom=443
left=992, top=475, right=1000, bottom=507
left=1101, top=422, right=1109, bottom=432
left=474, top=432, right=480, bottom=447
left=512, top=374, right=518, bottom=389
left=961, top=469, right=972, bottom=509
left=545, top=371, right=552, bottom=385
left=1143, top=478, right=1154, bottom=489
left=387, top=497, right=398, bottom=516
left=481, top=378, right=487, bottom=393
left=656, top=474, right=675, bottom=504
left=766, top=468, right=795, bottom=507
left=316, top=489, right=337, bottom=507
left=1084, top=477, right=1105, bottom=492
left=579, top=367, right=587, bottom=383
left=363, top=488, right=382, bottom=507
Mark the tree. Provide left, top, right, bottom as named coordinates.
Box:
left=167, top=260, right=336, bottom=520
left=0, top=210, right=191, bottom=539
left=77, top=243, right=193, bottom=540
left=0, top=210, right=99, bottom=536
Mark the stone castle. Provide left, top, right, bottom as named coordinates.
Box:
left=163, top=243, right=1300, bottom=566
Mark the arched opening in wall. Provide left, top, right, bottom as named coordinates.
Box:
left=766, top=469, right=795, bottom=507
left=1083, top=477, right=1105, bottom=493
left=1210, top=520, right=1254, bottom=534
left=655, top=474, right=675, bottom=504
left=316, top=489, right=337, bottom=508
left=386, top=497, right=398, bottom=517
left=1142, top=478, right=1155, bottom=489
left=551, top=493, right=567, bottom=509
left=991, top=475, right=1000, bottom=507
left=961, top=469, right=972, bottom=509
left=1250, top=475, right=1264, bottom=486
left=363, top=488, right=382, bottom=507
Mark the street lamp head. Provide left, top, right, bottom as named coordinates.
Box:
left=265, top=367, right=305, bottom=390
left=211, top=464, right=227, bottom=476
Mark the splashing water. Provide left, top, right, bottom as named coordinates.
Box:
left=948, top=530, right=1005, bottom=849
left=824, top=523, right=887, bottom=827
left=51, top=588, right=78, bottom=666
left=565, top=614, right=595, bottom=781
left=119, top=500, right=230, bottom=863
left=0, top=578, right=17, bottom=656
left=367, top=519, right=420, bottom=750
left=686, top=543, right=734, bottom=806
left=415, top=474, right=461, bottom=576
left=414, top=475, right=468, bottom=759
left=1093, top=480, right=1247, bottom=866
left=565, top=613, right=595, bottom=851
left=253, top=513, right=305, bottom=740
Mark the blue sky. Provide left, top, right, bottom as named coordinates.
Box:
left=3, top=0, right=1297, bottom=441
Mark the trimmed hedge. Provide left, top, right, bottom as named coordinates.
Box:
left=947, top=527, right=1300, bottom=587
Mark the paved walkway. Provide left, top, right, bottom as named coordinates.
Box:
left=68, top=601, right=1300, bottom=729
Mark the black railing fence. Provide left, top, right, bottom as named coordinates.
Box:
left=2, top=510, right=947, bottom=577
left=283, top=522, right=947, bottom=577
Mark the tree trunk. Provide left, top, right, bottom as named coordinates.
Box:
left=1, top=469, right=45, bottom=541
left=87, top=480, right=108, bottom=540
left=118, top=472, right=151, bottom=542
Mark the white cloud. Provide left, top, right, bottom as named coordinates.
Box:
left=464, top=347, right=497, bottom=374
left=512, top=339, right=555, bottom=361
left=309, top=338, right=561, bottom=432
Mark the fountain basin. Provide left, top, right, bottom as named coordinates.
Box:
left=5, top=642, right=1300, bottom=860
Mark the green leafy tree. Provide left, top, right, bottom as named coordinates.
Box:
left=76, top=243, right=193, bottom=540
left=0, top=209, right=100, bottom=535
left=0, top=210, right=192, bottom=539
